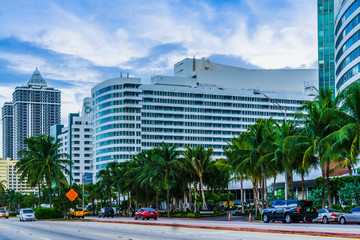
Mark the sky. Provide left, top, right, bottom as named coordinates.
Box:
left=0, top=0, right=317, bottom=126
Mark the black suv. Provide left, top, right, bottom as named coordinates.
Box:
left=262, top=200, right=318, bottom=223
left=98, top=207, right=115, bottom=218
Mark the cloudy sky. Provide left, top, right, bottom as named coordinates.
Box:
left=0, top=0, right=317, bottom=125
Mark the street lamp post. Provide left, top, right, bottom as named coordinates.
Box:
left=253, top=90, right=288, bottom=200
left=82, top=173, right=86, bottom=210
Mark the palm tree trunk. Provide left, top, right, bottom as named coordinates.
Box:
left=156, top=182, right=159, bottom=212
left=49, top=184, right=52, bottom=208
left=189, top=184, right=192, bottom=211
left=194, top=183, right=197, bottom=213
left=109, top=185, right=112, bottom=207
left=118, top=191, right=121, bottom=216
left=252, top=179, right=262, bottom=212
left=167, top=184, right=170, bottom=218
left=146, top=183, right=149, bottom=207
left=38, top=183, right=41, bottom=207
left=241, top=176, right=244, bottom=214
left=227, top=186, right=230, bottom=209
left=199, top=176, right=207, bottom=210
left=326, top=162, right=332, bottom=208
left=301, top=172, right=305, bottom=200
left=136, top=184, right=139, bottom=210
left=348, top=165, right=352, bottom=177
left=273, top=175, right=276, bottom=194
left=321, top=167, right=326, bottom=209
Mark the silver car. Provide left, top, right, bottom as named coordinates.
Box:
left=339, top=207, right=360, bottom=224
left=0, top=209, right=9, bottom=219
left=313, top=209, right=342, bottom=224
left=19, top=208, right=35, bottom=221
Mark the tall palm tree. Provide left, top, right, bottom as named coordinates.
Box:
left=183, top=145, right=213, bottom=210
left=324, top=82, right=360, bottom=176
left=155, top=142, right=180, bottom=217
left=97, top=164, right=114, bottom=206
left=16, top=135, right=70, bottom=207
left=298, top=89, right=344, bottom=208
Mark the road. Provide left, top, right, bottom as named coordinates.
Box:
left=0, top=218, right=356, bottom=240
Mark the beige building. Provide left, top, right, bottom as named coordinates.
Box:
left=0, top=158, right=36, bottom=194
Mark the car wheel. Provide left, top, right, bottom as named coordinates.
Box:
left=111, top=215, right=114, bottom=218
left=285, top=214, right=292, bottom=223
left=322, top=216, right=329, bottom=224
left=303, top=216, right=312, bottom=223
left=154, top=217, right=157, bottom=220
left=147, top=218, right=150, bottom=220
left=340, top=217, right=346, bottom=224
left=134, top=216, right=137, bottom=220
left=141, top=215, right=144, bottom=220
left=263, top=214, right=270, bottom=223
left=98, top=215, right=101, bottom=218
left=103, top=215, right=105, bottom=218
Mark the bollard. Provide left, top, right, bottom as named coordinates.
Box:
left=228, top=212, right=231, bottom=221
left=249, top=212, right=252, bottom=222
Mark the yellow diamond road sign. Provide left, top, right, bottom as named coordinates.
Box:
left=66, top=188, right=78, bottom=202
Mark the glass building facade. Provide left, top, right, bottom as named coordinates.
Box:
left=335, top=0, right=360, bottom=93
left=318, top=0, right=336, bottom=98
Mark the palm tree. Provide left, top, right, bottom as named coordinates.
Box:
left=183, top=145, right=213, bottom=210
left=298, top=89, right=344, bottom=208
left=324, top=82, right=360, bottom=177
left=140, top=149, right=164, bottom=211
left=155, top=142, right=180, bottom=218
left=97, top=164, right=114, bottom=206
left=0, top=180, right=6, bottom=193
left=16, top=135, right=70, bottom=207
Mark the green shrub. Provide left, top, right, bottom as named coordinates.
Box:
left=33, top=207, right=63, bottom=219
left=9, top=212, right=17, bottom=217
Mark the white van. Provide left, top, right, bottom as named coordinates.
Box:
left=19, top=208, right=35, bottom=221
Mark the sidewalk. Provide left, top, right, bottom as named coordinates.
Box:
left=76, top=216, right=360, bottom=239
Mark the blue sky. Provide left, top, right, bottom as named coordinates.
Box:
left=0, top=0, right=317, bottom=125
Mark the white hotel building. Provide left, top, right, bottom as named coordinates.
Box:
left=92, top=58, right=318, bottom=188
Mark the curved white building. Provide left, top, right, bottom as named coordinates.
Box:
left=335, top=0, right=360, bottom=94
left=91, top=77, right=142, bottom=175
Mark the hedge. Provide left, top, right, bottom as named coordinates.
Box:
left=33, top=207, right=63, bottom=219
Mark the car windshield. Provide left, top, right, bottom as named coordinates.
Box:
left=0, top=210, right=6, bottom=213
left=145, top=208, right=155, bottom=211
left=329, top=209, right=340, bottom=212
left=299, top=200, right=313, bottom=208
left=23, top=210, right=34, bottom=213
left=76, top=209, right=83, bottom=211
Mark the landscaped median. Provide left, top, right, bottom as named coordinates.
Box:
left=41, top=217, right=360, bottom=239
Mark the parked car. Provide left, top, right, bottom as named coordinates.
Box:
left=338, top=206, right=360, bottom=224
left=134, top=208, right=158, bottom=220
left=19, top=208, right=35, bottom=221
left=68, top=208, right=85, bottom=219
left=0, top=209, right=9, bottom=219
left=84, top=209, right=90, bottom=215
left=262, top=200, right=318, bottom=223
left=98, top=207, right=114, bottom=218
left=313, top=209, right=342, bottom=224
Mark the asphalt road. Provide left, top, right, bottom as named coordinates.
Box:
left=0, top=218, right=356, bottom=240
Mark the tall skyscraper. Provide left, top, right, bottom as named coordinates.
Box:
left=334, top=0, right=360, bottom=94
left=2, top=102, right=13, bottom=159
left=2, top=68, right=61, bottom=160
left=318, top=0, right=336, bottom=98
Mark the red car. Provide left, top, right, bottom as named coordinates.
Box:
left=134, top=208, right=158, bottom=220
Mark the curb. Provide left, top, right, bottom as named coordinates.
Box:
left=42, top=219, right=360, bottom=239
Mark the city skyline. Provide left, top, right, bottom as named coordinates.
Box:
left=0, top=0, right=317, bottom=126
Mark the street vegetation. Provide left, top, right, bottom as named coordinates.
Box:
left=1, top=85, right=360, bottom=217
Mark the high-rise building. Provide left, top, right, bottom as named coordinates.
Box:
left=91, top=58, right=317, bottom=179
left=334, top=0, right=360, bottom=94
left=2, top=102, right=13, bottom=159
left=318, top=0, right=336, bottom=97
left=2, top=68, right=61, bottom=160
left=51, top=98, right=93, bottom=184
left=0, top=158, right=37, bottom=194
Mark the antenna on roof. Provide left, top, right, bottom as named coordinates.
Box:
left=127, top=72, right=129, bottom=78
left=120, top=72, right=122, bottom=78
